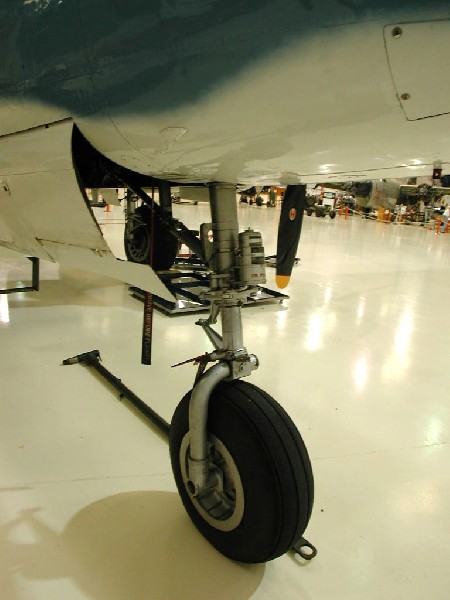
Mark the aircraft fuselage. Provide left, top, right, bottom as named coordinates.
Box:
left=1, top=1, right=450, bottom=185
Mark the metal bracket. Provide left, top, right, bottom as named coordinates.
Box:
left=196, top=318, right=223, bottom=350
left=291, top=537, right=317, bottom=561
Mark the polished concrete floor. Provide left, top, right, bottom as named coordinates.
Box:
left=0, top=202, right=449, bottom=600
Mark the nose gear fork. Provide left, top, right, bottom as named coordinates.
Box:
left=187, top=361, right=231, bottom=495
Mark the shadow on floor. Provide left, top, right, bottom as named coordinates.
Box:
left=1, top=491, right=265, bottom=600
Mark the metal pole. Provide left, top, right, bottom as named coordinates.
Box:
left=62, top=350, right=170, bottom=436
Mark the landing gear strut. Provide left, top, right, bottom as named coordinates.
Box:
left=169, top=183, right=314, bottom=562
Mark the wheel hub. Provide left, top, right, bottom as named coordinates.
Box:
left=125, top=215, right=150, bottom=262
left=180, top=433, right=244, bottom=532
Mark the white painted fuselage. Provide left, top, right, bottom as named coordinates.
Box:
left=0, top=3, right=449, bottom=186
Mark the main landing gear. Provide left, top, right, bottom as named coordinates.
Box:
left=167, top=183, right=315, bottom=562
left=124, top=194, right=179, bottom=270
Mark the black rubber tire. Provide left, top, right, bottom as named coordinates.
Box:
left=306, top=208, right=313, bottom=216
left=124, top=204, right=179, bottom=270
left=255, top=196, right=264, bottom=206
left=169, top=380, right=314, bottom=563
left=329, top=210, right=336, bottom=219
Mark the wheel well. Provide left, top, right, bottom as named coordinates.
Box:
left=71, top=124, right=160, bottom=189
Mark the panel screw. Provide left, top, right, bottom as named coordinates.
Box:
left=392, top=26, right=403, bottom=38
left=400, top=93, right=411, bottom=101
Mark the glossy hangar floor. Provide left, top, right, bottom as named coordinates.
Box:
left=0, top=202, right=449, bottom=600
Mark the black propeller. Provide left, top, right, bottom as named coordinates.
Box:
left=275, top=184, right=306, bottom=288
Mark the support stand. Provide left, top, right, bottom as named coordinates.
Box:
left=0, top=257, right=39, bottom=294
left=129, top=275, right=288, bottom=316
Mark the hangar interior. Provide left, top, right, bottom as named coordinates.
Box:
left=0, top=199, right=449, bottom=600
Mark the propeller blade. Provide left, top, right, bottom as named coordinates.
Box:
left=276, top=184, right=306, bottom=288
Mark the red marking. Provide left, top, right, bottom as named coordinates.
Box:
left=289, top=208, right=297, bottom=220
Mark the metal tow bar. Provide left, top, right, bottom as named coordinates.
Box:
left=62, top=349, right=170, bottom=436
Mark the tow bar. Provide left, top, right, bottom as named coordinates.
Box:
left=62, top=349, right=170, bottom=436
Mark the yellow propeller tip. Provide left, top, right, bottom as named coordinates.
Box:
left=276, top=275, right=290, bottom=289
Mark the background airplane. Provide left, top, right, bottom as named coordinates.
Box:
left=316, top=177, right=450, bottom=212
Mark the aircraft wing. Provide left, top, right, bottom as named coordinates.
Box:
left=0, top=120, right=174, bottom=302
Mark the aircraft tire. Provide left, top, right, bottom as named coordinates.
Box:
left=124, top=204, right=179, bottom=270
left=169, top=380, right=314, bottom=563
